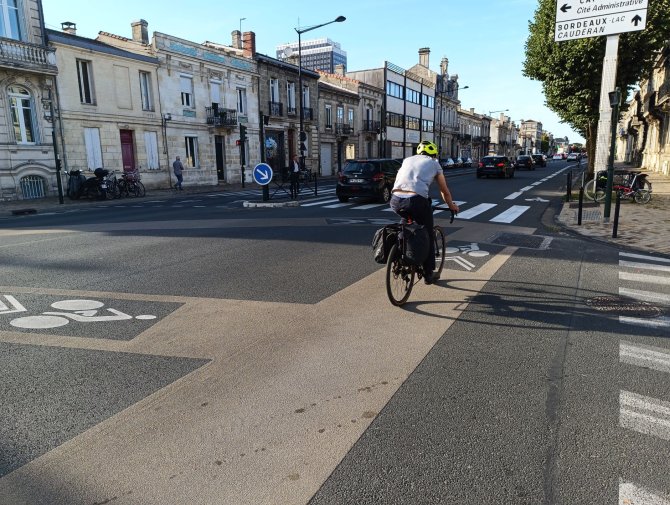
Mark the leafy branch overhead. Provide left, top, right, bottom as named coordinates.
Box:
left=523, top=0, right=670, bottom=141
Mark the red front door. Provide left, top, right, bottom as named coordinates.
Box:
left=120, top=130, right=136, bottom=173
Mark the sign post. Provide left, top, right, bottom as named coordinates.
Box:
left=554, top=0, right=648, bottom=222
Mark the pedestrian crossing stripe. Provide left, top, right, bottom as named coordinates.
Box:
left=619, top=287, right=670, bottom=305
left=620, top=390, right=670, bottom=442
left=620, top=341, right=670, bottom=374
left=456, top=203, right=497, bottom=220
left=490, top=205, right=530, bottom=223
left=620, top=482, right=670, bottom=505
left=621, top=252, right=670, bottom=264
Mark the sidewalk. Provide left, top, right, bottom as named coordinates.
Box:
left=556, top=165, right=670, bottom=256
left=0, top=177, right=330, bottom=216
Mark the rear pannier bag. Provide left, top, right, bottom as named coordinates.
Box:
left=372, top=227, right=397, bottom=264
left=403, top=224, right=430, bottom=266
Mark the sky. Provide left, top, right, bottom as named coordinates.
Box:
left=42, top=0, right=586, bottom=144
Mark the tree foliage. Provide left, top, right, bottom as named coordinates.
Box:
left=523, top=0, right=670, bottom=154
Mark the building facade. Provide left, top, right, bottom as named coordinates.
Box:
left=616, top=43, right=670, bottom=175
left=276, top=38, right=346, bottom=73
left=48, top=24, right=165, bottom=188
left=254, top=36, right=320, bottom=179
left=348, top=51, right=436, bottom=160
left=98, top=24, right=259, bottom=187
left=435, top=58, right=462, bottom=159
left=0, top=0, right=59, bottom=201
left=458, top=107, right=485, bottom=160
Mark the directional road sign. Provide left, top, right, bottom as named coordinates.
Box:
left=555, top=0, right=648, bottom=42
left=252, top=163, right=273, bottom=186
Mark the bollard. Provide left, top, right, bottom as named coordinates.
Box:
left=612, top=191, right=621, bottom=238
left=566, top=170, right=572, bottom=201
left=578, top=185, right=584, bottom=225
left=314, top=171, right=318, bottom=197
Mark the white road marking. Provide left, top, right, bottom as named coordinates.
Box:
left=353, top=203, right=387, bottom=210
left=620, top=390, right=670, bottom=441
left=620, top=287, right=670, bottom=305
left=621, top=252, right=670, bottom=264
left=505, top=192, right=523, bottom=200
left=520, top=186, right=534, bottom=192
left=620, top=261, right=670, bottom=274
left=456, top=203, right=497, bottom=220
left=324, top=202, right=356, bottom=209
left=620, top=316, right=670, bottom=329
left=619, top=481, right=670, bottom=505
left=620, top=272, right=670, bottom=285
left=620, top=341, right=670, bottom=374
left=300, top=198, right=340, bottom=207
left=490, top=205, right=531, bottom=223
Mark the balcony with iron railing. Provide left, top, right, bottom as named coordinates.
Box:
left=269, top=101, right=283, bottom=116
left=205, top=106, right=238, bottom=127
left=287, top=106, right=297, bottom=115
left=336, top=123, right=354, bottom=136
left=362, top=120, right=380, bottom=133
left=0, top=37, right=58, bottom=74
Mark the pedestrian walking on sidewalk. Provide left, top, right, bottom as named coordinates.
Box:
left=290, top=154, right=300, bottom=199
left=173, top=156, right=184, bottom=190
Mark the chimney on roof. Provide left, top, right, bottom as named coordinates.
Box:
left=419, top=47, right=430, bottom=68
left=131, top=19, right=149, bottom=44
left=335, top=64, right=345, bottom=76
left=232, top=30, right=242, bottom=49
left=61, top=21, right=76, bottom=35
left=440, top=57, right=448, bottom=76
left=242, top=31, right=256, bottom=59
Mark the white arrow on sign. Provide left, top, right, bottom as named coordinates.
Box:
left=525, top=197, right=550, bottom=202
left=256, top=168, right=270, bottom=182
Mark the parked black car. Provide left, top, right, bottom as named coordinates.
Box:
left=531, top=154, right=547, bottom=167
left=336, top=158, right=402, bottom=203
left=516, top=155, right=535, bottom=170
left=477, top=156, right=515, bottom=179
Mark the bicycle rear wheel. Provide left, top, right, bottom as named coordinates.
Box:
left=386, top=244, right=415, bottom=306
left=433, top=226, right=446, bottom=278
left=634, top=189, right=651, bottom=204
left=584, top=179, right=606, bottom=202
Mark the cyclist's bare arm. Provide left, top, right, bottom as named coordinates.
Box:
left=435, top=172, right=459, bottom=213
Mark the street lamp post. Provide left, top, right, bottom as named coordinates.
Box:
left=161, top=113, right=172, bottom=187
left=41, top=87, right=63, bottom=204
left=295, top=16, right=346, bottom=173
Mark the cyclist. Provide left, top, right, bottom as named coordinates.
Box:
left=390, top=140, right=460, bottom=284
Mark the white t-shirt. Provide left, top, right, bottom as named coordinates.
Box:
left=392, top=155, right=441, bottom=198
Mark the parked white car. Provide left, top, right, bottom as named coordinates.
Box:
left=553, top=153, right=564, bottom=160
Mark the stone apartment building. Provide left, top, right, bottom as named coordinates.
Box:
left=435, top=58, right=463, bottom=159
left=488, top=113, right=516, bottom=158
left=519, top=119, right=543, bottom=155
left=0, top=0, right=59, bottom=201
left=252, top=33, right=320, bottom=179
left=317, top=67, right=384, bottom=171
left=97, top=23, right=259, bottom=187
left=616, top=43, right=670, bottom=175
left=47, top=24, right=165, bottom=188
left=457, top=107, right=486, bottom=161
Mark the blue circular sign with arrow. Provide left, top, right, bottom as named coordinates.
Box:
left=252, top=163, right=273, bottom=186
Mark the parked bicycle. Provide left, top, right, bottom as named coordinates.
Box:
left=584, top=170, right=652, bottom=204
left=104, top=170, right=121, bottom=199
left=117, top=170, right=146, bottom=198
left=375, top=203, right=455, bottom=306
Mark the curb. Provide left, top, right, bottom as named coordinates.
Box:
left=243, top=200, right=300, bottom=208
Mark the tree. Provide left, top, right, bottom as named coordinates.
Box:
left=523, top=0, right=670, bottom=174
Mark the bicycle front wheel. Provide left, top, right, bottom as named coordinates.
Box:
left=386, top=244, right=415, bottom=307
left=433, top=226, right=446, bottom=278
left=584, top=178, right=606, bottom=202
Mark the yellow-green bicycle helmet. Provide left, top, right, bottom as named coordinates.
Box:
left=416, top=140, right=438, bottom=157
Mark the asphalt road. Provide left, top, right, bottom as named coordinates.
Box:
left=1, top=160, right=669, bottom=504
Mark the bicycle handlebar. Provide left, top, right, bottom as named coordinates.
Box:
left=432, top=203, right=457, bottom=223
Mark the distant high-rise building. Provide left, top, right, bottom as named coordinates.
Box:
left=276, top=38, right=346, bottom=73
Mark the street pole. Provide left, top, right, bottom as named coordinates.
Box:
left=603, top=87, right=621, bottom=222
left=43, top=88, right=63, bottom=204
left=295, top=16, right=345, bottom=174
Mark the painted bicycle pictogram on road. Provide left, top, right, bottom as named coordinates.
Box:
left=444, top=242, right=491, bottom=271
left=2, top=295, right=157, bottom=330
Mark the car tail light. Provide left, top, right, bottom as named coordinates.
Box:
left=372, top=172, right=384, bottom=182
left=478, top=162, right=484, bottom=168
left=338, top=173, right=346, bottom=182
left=496, top=163, right=504, bottom=168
